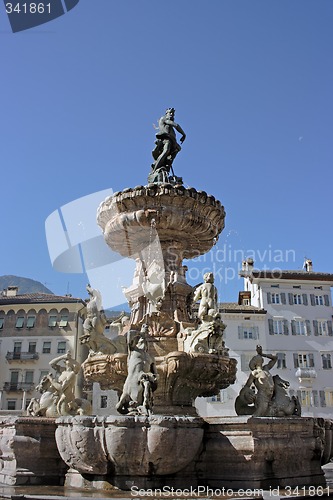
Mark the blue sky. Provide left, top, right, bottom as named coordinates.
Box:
left=1, top=0, right=332, bottom=307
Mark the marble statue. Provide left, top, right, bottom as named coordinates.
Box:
left=184, top=272, right=227, bottom=354
left=148, top=108, right=186, bottom=184
left=193, top=272, right=218, bottom=322
left=80, top=284, right=127, bottom=356
left=27, top=351, right=91, bottom=417
left=116, top=325, right=157, bottom=416
left=235, top=345, right=301, bottom=417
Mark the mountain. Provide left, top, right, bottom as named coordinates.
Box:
left=0, top=275, right=54, bottom=295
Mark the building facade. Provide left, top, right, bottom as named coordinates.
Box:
left=198, top=259, right=333, bottom=418
left=0, top=287, right=86, bottom=413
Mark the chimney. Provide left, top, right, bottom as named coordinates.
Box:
left=242, top=258, right=254, bottom=272
left=304, top=259, right=313, bottom=273
left=4, top=286, right=19, bottom=297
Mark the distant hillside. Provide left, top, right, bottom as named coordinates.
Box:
left=0, top=275, right=54, bottom=295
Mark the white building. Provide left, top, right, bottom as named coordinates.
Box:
left=0, top=287, right=87, bottom=414
left=198, top=259, right=333, bottom=418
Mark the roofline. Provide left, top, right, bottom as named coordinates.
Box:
left=0, top=296, right=86, bottom=306
left=239, top=270, right=333, bottom=283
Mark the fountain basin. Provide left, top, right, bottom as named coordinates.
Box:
left=55, top=415, right=204, bottom=478
left=82, top=351, right=237, bottom=413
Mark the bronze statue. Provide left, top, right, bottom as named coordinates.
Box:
left=148, top=108, right=186, bottom=184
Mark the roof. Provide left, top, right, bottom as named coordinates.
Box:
left=239, top=269, right=333, bottom=283
left=219, top=302, right=266, bottom=314
left=0, top=292, right=85, bottom=306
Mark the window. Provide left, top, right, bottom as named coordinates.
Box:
left=276, top=352, right=286, bottom=369
left=26, top=316, right=36, bottom=328
left=238, top=326, right=259, bottom=340
left=324, top=390, right=333, bottom=407
left=7, top=400, right=16, bottom=410
left=289, top=293, right=308, bottom=306
left=13, top=342, right=22, bottom=359
left=300, top=390, right=312, bottom=407
left=13, top=342, right=22, bottom=353
left=291, top=319, right=309, bottom=336
left=25, top=371, right=34, bottom=383
left=322, top=354, right=332, bottom=370
left=48, top=315, right=57, bottom=327
left=268, top=318, right=289, bottom=335
left=314, top=286, right=322, bottom=290
left=271, top=284, right=279, bottom=288
left=59, top=314, right=69, bottom=327
left=314, top=320, right=333, bottom=336
left=57, top=341, right=66, bottom=354
left=100, top=395, right=108, bottom=408
left=43, top=341, right=51, bottom=354
left=271, top=293, right=280, bottom=304
left=28, top=342, right=36, bottom=353
left=15, top=317, right=24, bottom=328
left=293, top=285, right=301, bottom=289
left=0, top=318, right=4, bottom=329
left=293, top=353, right=315, bottom=369
left=315, top=295, right=324, bottom=306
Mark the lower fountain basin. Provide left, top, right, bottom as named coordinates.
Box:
left=55, top=415, right=204, bottom=477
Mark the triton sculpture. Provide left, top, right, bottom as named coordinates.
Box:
left=148, top=107, right=186, bottom=184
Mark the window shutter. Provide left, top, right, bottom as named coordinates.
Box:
left=238, top=326, right=242, bottom=339
left=281, top=293, right=286, bottom=304
left=309, top=353, right=315, bottom=368
left=302, top=294, right=308, bottom=306
left=313, top=320, right=319, bottom=336
left=328, top=321, right=333, bottom=337
left=293, top=353, right=299, bottom=368
left=267, top=292, right=272, bottom=304
left=268, top=319, right=274, bottom=335
left=305, top=320, right=311, bottom=336
left=324, top=295, right=330, bottom=306
left=283, top=319, right=289, bottom=335
left=310, top=294, right=316, bottom=306
left=291, top=320, right=296, bottom=335
left=288, top=293, right=293, bottom=305
left=254, top=326, right=259, bottom=340
left=320, top=390, right=326, bottom=407
left=312, top=390, right=319, bottom=407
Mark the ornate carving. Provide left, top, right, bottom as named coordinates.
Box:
left=235, top=346, right=301, bottom=417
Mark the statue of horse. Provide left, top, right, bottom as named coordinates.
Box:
left=267, top=374, right=301, bottom=417
left=26, top=373, right=91, bottom=417
left=26, top=375, right=58, bottom=417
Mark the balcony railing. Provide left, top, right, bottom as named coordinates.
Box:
left=295, top=368, right=317, bottom=379
left=6, top=352, right=39, bottom=361
left=3, top=382, right=35, bottom=392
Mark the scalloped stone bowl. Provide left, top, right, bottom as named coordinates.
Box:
left=55, top=415, right=204, bottom=477
left=97, top=184, right=226, bottom=259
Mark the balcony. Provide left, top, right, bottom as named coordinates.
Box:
left=295, top=368, right=317, bottom=380
left=6, top=352, right=39, bottom=362
left=3, top=382, right=35, bottom=392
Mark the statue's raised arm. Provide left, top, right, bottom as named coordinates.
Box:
left=148, top=108, right=186, bottom=184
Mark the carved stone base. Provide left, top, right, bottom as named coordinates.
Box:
left=0, top=416, right=67, bottom=486
left=198, top=416, right=329, bottom=489
left=56, top=416, right=333, bottom=491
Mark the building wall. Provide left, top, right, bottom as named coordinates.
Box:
left=0, top=298, right=86, bottom=412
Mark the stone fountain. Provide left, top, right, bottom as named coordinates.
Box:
left=1, top=109, right=333, bottom=493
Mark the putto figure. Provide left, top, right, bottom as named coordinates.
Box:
left=148, top=107, right=186, bottom=184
